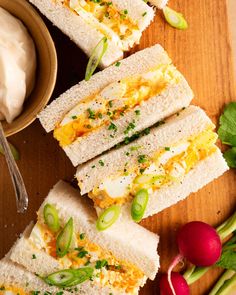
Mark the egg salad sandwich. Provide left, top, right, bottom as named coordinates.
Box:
left=9, top=181, right=160, bottom=295
left=28, top=0, right=155, bottom=68
left=0, top=258, right=72, bottom=295
left=76, top=106, right=229, bottom=225
left=38, top=44, right=193, bottom=166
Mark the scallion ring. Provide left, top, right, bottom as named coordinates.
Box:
left=0, top=142, right=20, bottom=160
left=56, top=217, right=73, bottom=257
left=96, top=205, right=121, bottom=231
left=85, top=37, right=108, bottom=81
left=44, top=268, right=93, bottom=287
left=131, top=189, right=149, bottom=222
left=163, top=6, right=188, bottom=30
left=43, top=204, right=60, bottom=232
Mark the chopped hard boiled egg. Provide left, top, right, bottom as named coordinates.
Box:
left=0, top=287, right=26, bottom=295
left=54, top=64, right=181, bottom=147
left=88, top=128, right=218, bottom=209
left=98, top=174, right=135, bottom=199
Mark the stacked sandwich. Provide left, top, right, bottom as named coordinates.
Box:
left=38, top=44, right=228, bottom=227
left=1, top=181, right=160, bottom=294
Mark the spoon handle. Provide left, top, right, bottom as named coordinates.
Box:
left=0, top=122, right=28, bottom=213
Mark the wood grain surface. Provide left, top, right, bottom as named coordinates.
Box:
left=0, top=1, right=236, bottom=294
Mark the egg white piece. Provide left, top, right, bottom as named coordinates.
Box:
left=99, top=174, right=135, bottom=199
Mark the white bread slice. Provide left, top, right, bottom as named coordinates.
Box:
left=76, top=105, right=229, bottom=220
left=76, top=105, right=217, bottom=194
left=149, top=0, right=169, bottom=9
left=10, top=181, right=159, bottom=284
left=39, top=44, right=172, bottom=132
left=39, top=44, right=193, bottom=166
left=0, top=258, right=71, bottom=294
left=28, top=0, right=154, bottom=68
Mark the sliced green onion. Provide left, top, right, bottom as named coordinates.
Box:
left=85, top=37, right=108, bottom=81
left=131, top=189, right=149, bottom=222
left=56, top=217, right=73, bottom=257
left=0, top=142, right=20, bottom=160
left=43, top=204, right=60, bottom=232
left=44, top=268, right=94, bottom=287
left=96, top=205, right=121, bottom=231
left=163, top=6, right=188, bottom=30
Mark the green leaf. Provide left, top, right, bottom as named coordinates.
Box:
left=218, top=102, right=236, bottom=146
left=223, top=147, right=236, bottom=168
left=216, top=233, right=236, bottom=271
left=0, top=142, right=20, bottom=160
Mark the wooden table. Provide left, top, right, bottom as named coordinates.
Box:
left=0, top=1, right=236, bottom=294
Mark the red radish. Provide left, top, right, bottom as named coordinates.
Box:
left=160, top=273, right=190, bottom=295
left=167, top=221, right=222, bottom=295
left=177, top=221, right=222, bottom=266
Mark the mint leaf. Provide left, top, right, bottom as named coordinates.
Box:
left=224, top=147, right=236, bottom=168
left=216, top=233, right=236, bottom=271
left=218, top=102, right=236, bottom=146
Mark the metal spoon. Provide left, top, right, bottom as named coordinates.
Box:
left=0, top=122, right=28, bottom=213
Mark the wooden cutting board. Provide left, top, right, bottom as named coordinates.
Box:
left=0, top=0, right=236, bottom=294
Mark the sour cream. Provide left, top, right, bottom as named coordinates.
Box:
left=0, top=7, right=36, bottom=123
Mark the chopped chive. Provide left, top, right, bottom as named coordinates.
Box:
left=108, top=122, right=117, bottom=132
left=88, top=108, right=95, bottom=119
left=99, top=160, right=105, bottom=166
left=165, top=147, right=171, bottom=151
left=80, top=233, right=85, bottom=240
left=115, top=61, right=121, bottom=67
left=138, top=154, right=147, bottom=163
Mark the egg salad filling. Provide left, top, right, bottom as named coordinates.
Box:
left=59, top=0, right=142, bottom=50
left=54, top=64, right=181, bottom=147
left=29, top=217, right=145, bottom=294
left=0, top=287, right=26, bottom=295
left=88, top=127, right=218, bottom=209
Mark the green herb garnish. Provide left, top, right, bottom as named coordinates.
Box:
left=85, top=37, right=108, bottom=81
left=43, top=204, right=60, bottom=232
left=88, top=108, right=95, bottom=119
left=138, top=155, right=147, bottom=163
left=108, top=122, right=117, bottom=132
left=218, top=102, right=236, bottom=168
left=96, top=205, right=121, bottom=231
left=95, top=259, right=108, bottom=269
left=0, top=142, right=20, bottom=160
left=163, top=6, right=188, bottom=30
left=56, top=218, right=73, bottom=258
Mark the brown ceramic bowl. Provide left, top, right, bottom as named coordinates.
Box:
left=0, top=0, right=57, bottom=137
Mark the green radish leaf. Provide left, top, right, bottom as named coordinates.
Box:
left=216, top=233, right=236, bottom=271
left=85, top=37, right=108, bottom=81
left=223, top=147, right=236, bottom=168
left=0, top=142, right=20, bottom=160
left=218, top=102, right=236, bottom=147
